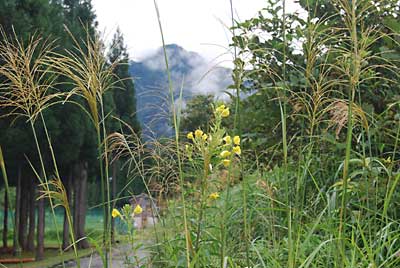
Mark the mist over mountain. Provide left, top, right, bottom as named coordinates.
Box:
left=130, top=44, right=232, bottom=139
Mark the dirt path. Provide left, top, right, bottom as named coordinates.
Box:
left=66, top=243, right=149, bottom=268
left=54, top=217, right=156, bottom=268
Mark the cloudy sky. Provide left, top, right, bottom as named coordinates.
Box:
left=92, top=0, right=301, bottom=66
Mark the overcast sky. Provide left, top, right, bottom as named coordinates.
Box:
left=92, top=0, right=301, bottom=66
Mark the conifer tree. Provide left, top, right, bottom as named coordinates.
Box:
left=107, top=28, right=141, bottom=241
left=108, top=28, right=140, bottom=132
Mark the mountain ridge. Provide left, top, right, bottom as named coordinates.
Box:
left=130, top=44, right=232, bottom=139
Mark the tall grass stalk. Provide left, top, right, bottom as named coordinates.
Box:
left=0, top=146, right=18, bottom=255
left=0, top=31, right=72, bottom=265
left=100, top=96, right=112, bottom=266
left=38, top=178, right=79, bottom=267
left=383, top=109, right=400, bottom=220
left=220, top=153, right=234, bottom=267
left=49, top=27, right=119, bottom=268
left=38, top=107, right=80, bottom=267
left=279, top=1, right=294, bottom=267
left=35, top=107, right=82, bottom=267
left=107, top=118, right=164, bottom=257
left=29, top=119, right=66, bottom=265
left=337, top=1, right=360, bottom=265
left=229, top=1, right=250, bottom=266
left=290, top=4, right=341, bottom=265
left=194, top=152, right=210, bottom=252
left=152, top=1, right=191, bottom=266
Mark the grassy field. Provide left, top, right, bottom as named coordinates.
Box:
left=4, top=248, right=94, bottom=268
left=0, top=209, right=105, bottom=268
left=0, top=208, right=103, bottom=246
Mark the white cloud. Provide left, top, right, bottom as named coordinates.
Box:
left=92, top=0, right=302, bottom=67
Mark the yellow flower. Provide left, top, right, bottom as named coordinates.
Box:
left=232, top=146, right=241, bottom=155
left=220, top=150, right=231, bottom=158
left=112, top=208, right=121, bottom=218
left=215, top=104, right=226, bottom=113
left=222, top=159, right=230, bottom=167
left=233, top=135, right=240, bottom=145
left=202, top=134, right=208, bottom=141
left=209, top=192, right=220, bottom=200
left=187, top=132, right=194, bottom=140
left=223, top=135, right=232, bottom=145
left=133, top=205, right=143, bottom=215
left=221, top=108, right=230, bottom=117
left=195, top=129, right=203, bottom=138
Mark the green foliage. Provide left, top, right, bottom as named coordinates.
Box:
left=180, top=94, right=214, bottom=132
left=0, top=0, right=99, bottom=183
left=150, top=1, right=400, bottom=268
left=105, top=28, right=142, bottom=202
left=107, top=28, right=140, bottom=134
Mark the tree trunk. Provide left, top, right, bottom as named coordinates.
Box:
left=73, top=164, right=79, bottom=246
left=13, top=166, right=21, bottom=255
left=27, top=181, right=36, bottom=251
left=3, top=188, right=8, bottom=248
left=77, top=162, right=89, bottom=249
left=62, top=171, right=73, bottom=250
left=18, top=178, right=28, bottom=250
left=36, top=196, right=45, bottom=261
left=111, top=160, right=117, bottom=244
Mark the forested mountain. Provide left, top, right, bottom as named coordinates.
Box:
left=130, top=44, right=232, bottom=138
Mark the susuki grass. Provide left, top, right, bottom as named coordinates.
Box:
left=0, top=29, right=72, bottom=265
left=48, top=27, right=125, bottom=268
left=0, top=26, right=123, bottom=268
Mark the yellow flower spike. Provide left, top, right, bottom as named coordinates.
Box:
left=232, top=146, right=241, bottom=155
left=233, top=136, right=240, bottom=145
left=202, top=134, right=208, bottom=141
left=194, top=129, right=203, bottom=138
left=221, top=108, right=230, bottom=117
left=187, top=132, right=194, bottom=140
left=220, top=150, right=231, bottom=158
left=222, top=159, right=231, bottom=167
left=112, top=208, right=121, bottom=218
left=215, top=104, right=226, bottom=113
left=209, top=192, right=220, bottom=200
left=223, top=135, right=232, bottom=145
left=133, top=205, right=143, bottom=215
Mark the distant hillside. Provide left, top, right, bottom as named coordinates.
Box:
left=130, top=44, right=231, bottom=139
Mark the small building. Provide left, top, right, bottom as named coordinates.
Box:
left=130, top=193, right=158, bottom=229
